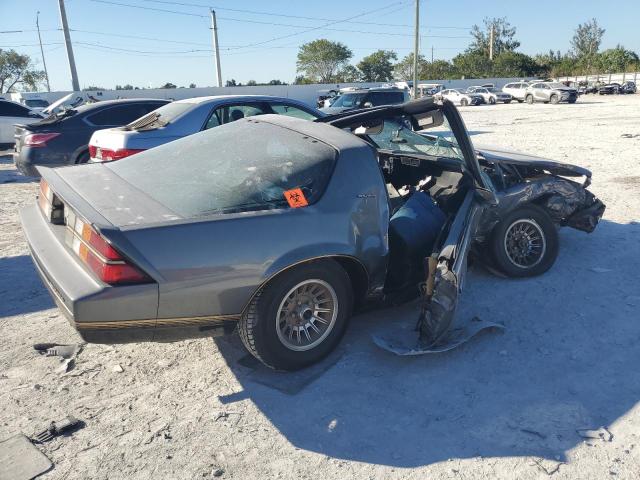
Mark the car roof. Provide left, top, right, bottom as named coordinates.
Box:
left=174, top=95, right=304, bottom=105
left=72, top=98, right=169, bottom=114
left=254, top=114, right=371, bottom=153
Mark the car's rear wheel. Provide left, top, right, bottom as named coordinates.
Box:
left=489, top=205, right=559, bottom=278
left=517, top=99, right=524, bottom=103
left=550, top=94, right=559, bottom=104
left=460, top=98, right=469, bottom=106
left=75, top=150, right=90, bottom=164
left=525, top=95, right=534, bottom=104
left=238, top=259, right=353, bottom=371
left=489, top=97, right=496, bottom=104
left=505, top=100, right=512, bottom=104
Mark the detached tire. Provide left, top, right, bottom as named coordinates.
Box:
left=490, top=205, right=559, bottom=278
left=239, top=259, right=353, bottom=371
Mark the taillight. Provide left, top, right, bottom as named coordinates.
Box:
left=92, top=147, right=145, bottom=162
left=24, top=132, right=60, bottom=147
left=65, top=213, right=151, bottom=285
left=38, top=179, right=64, bottom=224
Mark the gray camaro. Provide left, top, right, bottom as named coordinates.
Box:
left=21, top=98, right=605, bottom=370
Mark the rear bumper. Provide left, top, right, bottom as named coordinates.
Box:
left=13, top=148, right=67, bottom=177
left=19, top=204, right=160, bottom=342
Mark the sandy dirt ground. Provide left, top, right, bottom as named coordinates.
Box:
left=1, top=94, right=640, bottom=480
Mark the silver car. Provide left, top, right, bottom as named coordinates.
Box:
left=524, top=82, right=578, bottom=104
left=467, top=86, right=513, bottom=104
left=88, top=95, right=322, bottom=162
left=21, top=99, right=604, bottom=370
left=501, top=81, right=531, bottom=102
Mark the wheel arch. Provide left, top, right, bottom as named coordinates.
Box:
left=240, top=255, right=369, bottom=316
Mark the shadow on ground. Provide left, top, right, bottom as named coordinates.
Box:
left=0, top=255, right=54, bottom=317
left=214, top=219, right=640, bottom=467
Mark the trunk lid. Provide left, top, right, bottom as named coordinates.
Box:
left=38, top=164, right=181, bottom=228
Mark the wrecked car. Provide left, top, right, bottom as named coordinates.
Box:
left=20, top=98, right=605, bottom=371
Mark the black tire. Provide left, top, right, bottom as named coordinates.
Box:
left=525, top=95, right=534, bottom=104
left=505, top=100, right=512, bottom=104
left=568, top=98, right=577, bottom=104
left=460, top=98, right=469, bottom=106
left=238, top=259, right=353, bottom=371
left=489, top=205, right=559, bottom=278
left=75, top=150, right=90, bottom=164
left=489, top=96, right=496, bottom=104
left=517, top=99, right=524, bottom=103
left=550, top=94, right=559, bottom=105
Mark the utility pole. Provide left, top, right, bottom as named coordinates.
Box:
left=431, top=45, right=434, bottom=63
left=210, top=9, right=222, bottom=87
left=412, top=0, right=420, bottom=99
left=57, top=0, right=80, bottom=91
left=489, top=23, right=494, bottom=61
left=36, top=11, right=50, bottom=92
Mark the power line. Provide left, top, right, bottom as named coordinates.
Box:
left=140, top=0, right=471, bottom=30
left=89, top=0, right=208, bottom=17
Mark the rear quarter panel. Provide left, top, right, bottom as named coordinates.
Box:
left=121, top=145, right=390, bottom=319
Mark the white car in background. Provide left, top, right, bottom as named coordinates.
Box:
left=501, top=81, right=531, bottom=102
left=436, top=89, right=484, bottom=106
left=467, top=86, right=513, bottom=104
left=0, top=100, right=44, bottom=146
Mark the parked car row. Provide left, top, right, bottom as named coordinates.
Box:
left=12, top=95, right=322, bottom=177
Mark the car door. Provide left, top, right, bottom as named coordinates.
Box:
left=416, top=101, right=494, bottom=345
left=203, top=102, right=270, bottom=130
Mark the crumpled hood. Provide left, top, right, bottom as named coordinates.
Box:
left=475, top=144, right=591, bottom=178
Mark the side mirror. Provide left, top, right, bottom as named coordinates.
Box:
left=475, top=187, right=498, bottom=206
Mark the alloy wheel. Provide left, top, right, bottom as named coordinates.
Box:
left=503, top=219, right=547, bottom=268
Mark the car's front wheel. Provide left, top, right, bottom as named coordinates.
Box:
left=489, top=205, right=559, bottom=278
left=460, top=98, right=469, bottom=106
left=489, top=96, right=496, bottom=104
left=525, top=95, right=534, bottom=104
left=238, top=259, right=353, bottom=370
left=550, top=94, right=559, bottom=104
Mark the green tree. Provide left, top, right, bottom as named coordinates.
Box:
left=597, top=45, right=639, bottom=73
left=469, top=17, right=520, bottom=57
left=268, top=79, right=286, bottom=85
left=246, top=80, right=257, bottom=86
left=82, top=85, right=105, bottom=91
left=160, top=82, right=176, bottom=89
left=0, top=49, right=45, bottom=93
left=492, top=52, right=541, bottom=77
left=357, top=50, right=397, bottom=82
left=393, top=53, right=429, bottom=80
left=296, top=39, right=352, bottom=83
left=425, top=60, right=458, bottom=80
left=225, top=79, right=237, bottom=87
left=571, top=18, right=605, bottom=58
left=452, top=51, right=493, bottom=78
left=293, top=75, right=313, bottom=85
left=335, top=65, right=361, bottom=82
left=189, top=83, right=196, bottom=88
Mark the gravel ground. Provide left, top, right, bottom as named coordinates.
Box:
left=1, top=94, right=640, bottom=480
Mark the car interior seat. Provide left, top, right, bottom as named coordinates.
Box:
left=385, top=190, right=446, bottom=293
left=230, top=109, right=245, bottom=122
left=425, top=170, right=470, bottom=213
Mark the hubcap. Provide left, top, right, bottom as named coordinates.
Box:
left=504, top=219, right=546, bottom=268
left=276, top=279, right=338, bottom=351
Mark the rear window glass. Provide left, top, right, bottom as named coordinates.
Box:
left=108, top=119, right=337, bottom=217
left=25, top=99, right=49, bottom=108
left=87, top=103, right=164, bottom=126
left=126, top=102, right=190, bottom=130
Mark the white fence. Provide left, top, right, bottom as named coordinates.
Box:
left=8, top=77, right=540, bottom=109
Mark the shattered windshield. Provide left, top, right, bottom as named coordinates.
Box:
left=366, top=115, right=464, bottom=162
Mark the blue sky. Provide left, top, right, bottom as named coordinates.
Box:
left=1, top=0, right=639, bottom=91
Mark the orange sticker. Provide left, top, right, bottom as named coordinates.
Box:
left=284, top=188, right=309, bottom=208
